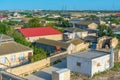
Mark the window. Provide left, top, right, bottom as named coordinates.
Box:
left=0, top=57, right=6, bottom=63
left=76, top=62, right=81, bottom=67
left=11, top=55, right=16, bottom=62
left=20, top=54, right=24, bottom=60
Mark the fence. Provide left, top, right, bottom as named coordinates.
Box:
left=6, top=51, right=67, bottom=76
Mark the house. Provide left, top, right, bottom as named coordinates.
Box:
left=34, top=38, right=89, bottom=54
left=63, top=28, right=88, bottom=40
left=19, top=27, right=63, bottom=42
left=34, top=38, right=69, bottom=55
left=0, top=34, right=33, bottom=70
left=84, top=36, right=98, bottom=49
left=0, top=15, right=6, bottom=22
left=86, top=29, right=98, bottom=36
left=67, top=49, right=114, bottom=77
left=75, top=21, right=98, bottom=29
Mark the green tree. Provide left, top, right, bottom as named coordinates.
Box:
left=25, top=18, right=42, bottom=28
left=30, top=46, right=47, bottom=62
left=0, top=22, right=11, bottom=34
left=98, top=24, right=114, bottom=37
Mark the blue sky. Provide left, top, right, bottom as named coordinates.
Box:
left=0, top=0, right=120, bottom=10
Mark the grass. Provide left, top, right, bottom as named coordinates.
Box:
left=93, top=71, right=107, bottom=78
left=71, top=72, right=80, bottom=79
left=24, top=73, right=29, bottom=76
left=111, top=62, right=120, bottom=71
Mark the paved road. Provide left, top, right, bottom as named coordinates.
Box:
left=25, top=60, right=67, bottom=80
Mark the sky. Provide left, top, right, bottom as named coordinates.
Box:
left=0, top=0, right=120, bottom=10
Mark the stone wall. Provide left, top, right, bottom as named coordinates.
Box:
left=6, top=52, right=67, bottom=76
left=96, top=36, right=118, bottom=49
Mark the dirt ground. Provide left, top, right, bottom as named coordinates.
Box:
left=71, top=71, right=120, bottom=80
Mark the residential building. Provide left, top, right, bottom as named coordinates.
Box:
left=0, top=34, right=33, bottom=70
left=63, top=28, right=88, bottom=40
left=34, top=38, right=69, bottom=55
left=75, top=21, right=98, bottom=29
left=86, top=29, right=98, bottom=36
left=34, top=38, right=89, bottom=54
left=0, top=15, right=6, bottom=22
left=84, top=36, right=98, bottom=49
left=19, top=27, right=63, bottom=42
left=67, top=49, right=113, bottom=77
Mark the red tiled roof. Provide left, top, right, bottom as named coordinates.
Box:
left=116, top=14, right=120, bottom=17
left=19, top=27, right=62, bottom=37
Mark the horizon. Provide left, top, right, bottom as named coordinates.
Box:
left=0, top=0, right=120, bottom=10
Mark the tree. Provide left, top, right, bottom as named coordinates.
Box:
left=98, top=24, right=114, bottom=37
left=30, top=46, right=47, bottom=62
left=0, top=22, right=11, bottom=34
left=25, top=18, right=42, bottom=28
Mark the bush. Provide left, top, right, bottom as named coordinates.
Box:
left=30, top=46, right=47, bottom=62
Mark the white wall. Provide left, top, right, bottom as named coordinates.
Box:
left=67, top=55, right=91, bottom=76
left=91, top=54, right=110, bottom=76
left=67, top=54, right=110, bottom=77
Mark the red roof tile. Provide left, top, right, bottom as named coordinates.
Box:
left=19, top=27, right=62, bottom=37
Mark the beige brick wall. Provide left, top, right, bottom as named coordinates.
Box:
left=26, top=34, right=63, bottom=42
left=97, top=36, right=118, bottom=49
left=0, top=50, right=33, bottom=68
left=6, top=52, right=67, bottom=76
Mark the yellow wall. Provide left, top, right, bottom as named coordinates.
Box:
left=0, top=50, right=33, bottom=68
left=26, top=34, right=63, bottom=42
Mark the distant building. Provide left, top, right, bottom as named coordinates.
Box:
left=0, top=34, right=33, bottom=70
left=0, top=15, right=6, bottom=22
left=63, top=28, right=88, bottom=40
left=67, top=49, right=113, bottom=77
left=75, top=21, right=98, bottom=30
left=19, top=27, right=63, bottom=42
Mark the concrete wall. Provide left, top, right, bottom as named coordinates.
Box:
left=0, top=50, right=33, bottom=69
left=91, top=54, right=110, bottom=76
left=52, top=69, right=70, bottom=80
left=67, top=55, right=91, bottom=76
left=25, top=34, right=63, bottom=42
left=6, top=52, right=67, bottom=76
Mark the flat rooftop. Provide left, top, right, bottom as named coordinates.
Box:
left=69, top=50, right=110, bottom=59
left=53, top=68, right=70, bottom=74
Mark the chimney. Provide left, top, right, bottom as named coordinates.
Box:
left=110, top=46, right=114, bottom=68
